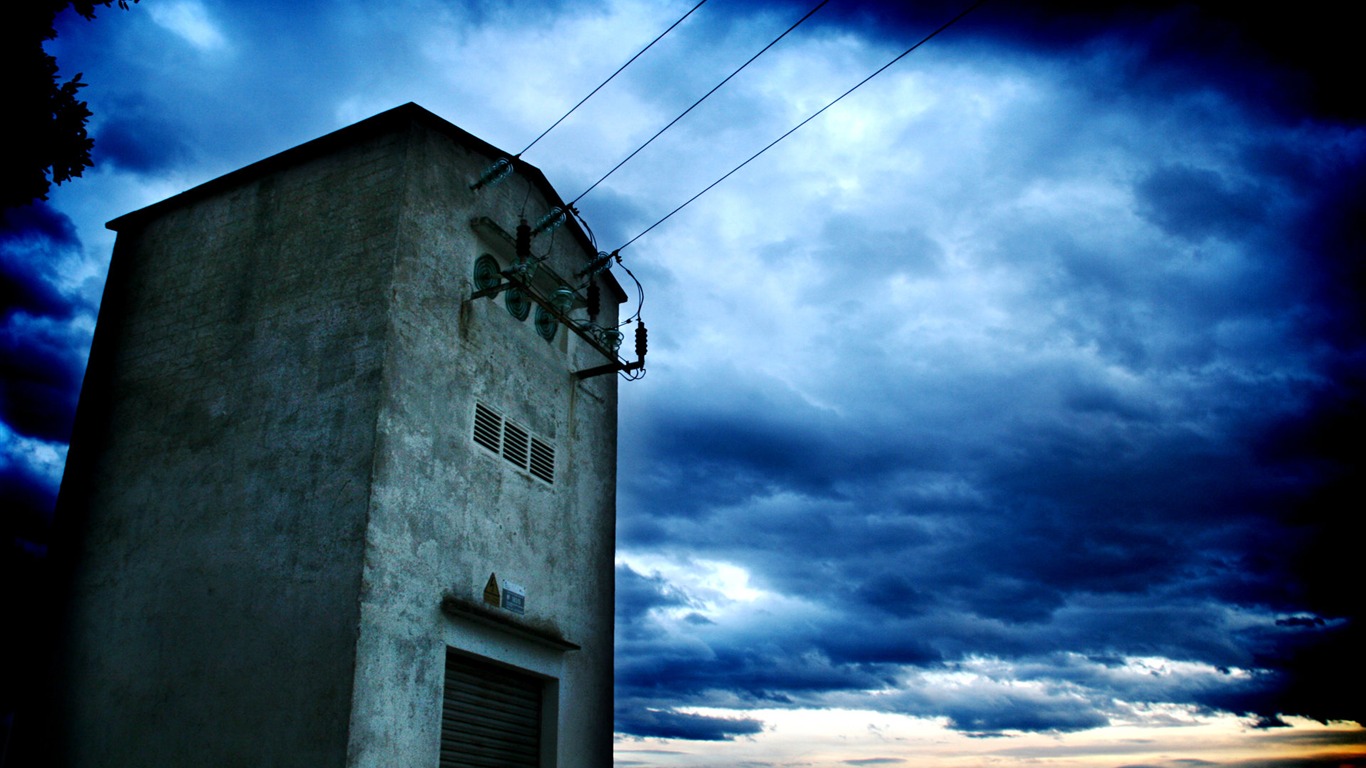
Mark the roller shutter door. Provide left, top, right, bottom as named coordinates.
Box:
left=440, top=651, right=543, bottom=768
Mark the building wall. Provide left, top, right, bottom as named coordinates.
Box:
left=52, top=129, right=408, bottom=766
left=49, top=107, right=618, bottom=767
left=345, top=120, right=618, bottom=767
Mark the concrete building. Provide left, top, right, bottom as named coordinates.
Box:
left=42, top=103, right=630, bottom=766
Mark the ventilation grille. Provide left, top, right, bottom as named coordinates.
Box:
left=473, top=403, right=502, bottom=453
left=472, top=401, right=555, bottom=485
left=528, top=439, right=555, bottom=484
left=502, top=422, right=529, bottom=468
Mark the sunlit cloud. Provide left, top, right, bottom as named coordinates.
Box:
left=145, top=0, right=229, bottom=52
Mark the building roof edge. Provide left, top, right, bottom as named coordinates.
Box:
left=103, top=103, right=628, bottom=301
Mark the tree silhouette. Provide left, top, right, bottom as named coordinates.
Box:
left=2, top=1, right=138, bottom=211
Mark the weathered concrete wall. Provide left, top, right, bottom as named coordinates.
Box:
left=345, top=120, right=618, bottom=767
left=51, top=131, right=405, bottom=766
left=49, top=106, right=619, bottom=767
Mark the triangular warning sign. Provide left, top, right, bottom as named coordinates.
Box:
left=483, top=573, right=501, bottom=606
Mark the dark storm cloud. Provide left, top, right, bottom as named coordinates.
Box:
left=853, top=574, right=935, bottom=618
left=1134, top=164, right=1264, bottom=242
left=615, top=554, right=1301, bottom=734
left=1284, top=150, right=1366, bottom=349
left=618, top=619, right=894, bottom=702
left=613, top=46, right=1366, bottom=727
left=1, top=205, right=82, bottom=320
left=1221, top=758, right=1366, bottom=768
left=617, top=563, right=698, bottom=640
left=1, top=203, right=89, bottom=620
left=567, top=186, right=654, bottom=253
left=0, top=321, right=86, bottom=442
left=615, top=707, right=765, bottom=742
left=792, top=1, right=1362, bottom=122
left=1198, top=618, right=1365, bottom=726
left=942, top=695, right=1110, bottom=735
left=625, top=360, right=1280, bottom=610
left=0, top=204, right=92, bottom=443
left=618, top=362, right=1362, bottom=729
left=615, top=569, right=930, bottom=725
left=840, top=629, right=1310, bottom=732
left=92, top=99, right=194, bottom=174
left=1, top=461, right=57, bottom=552
left=821, top=625, right=940, bottom=667
left=619, top=382, right=860, bottom=549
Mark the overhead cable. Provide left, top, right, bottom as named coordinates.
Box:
left=516, top=0, right=709, bottom=159
left=569, top=0, right=830, bottom=205
left=513, top=0, right=704, bottom=157
left=614, top=0, right=987, bottom=253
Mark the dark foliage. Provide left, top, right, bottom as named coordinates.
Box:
left=1, top=1, right=138, bottom=211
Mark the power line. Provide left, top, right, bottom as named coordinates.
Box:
left=516, top=0, right=708, bottom=159
left=569, top=0, right=830, bottom=206
left=614, top=0, right=987, bottom=253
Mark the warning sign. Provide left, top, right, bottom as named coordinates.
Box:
left=483, top=573, right=501, bottom=606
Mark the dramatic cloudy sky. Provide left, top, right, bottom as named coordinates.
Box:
left=4, top=0, right=1364, bottom=765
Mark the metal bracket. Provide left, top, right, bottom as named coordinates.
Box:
left=469, top=273, right=642, bottom=377
left=469, top=281, right=512, bottom=301
left=574, top=359, right=645, bottom=380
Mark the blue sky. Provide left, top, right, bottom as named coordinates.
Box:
left=4, top=1, right=1364, bottom=764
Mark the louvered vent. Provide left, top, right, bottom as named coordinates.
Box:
left=472, top=403, right=503, bottom=454
left=502, top=422, right=529, bottom=468
left=472, top=401, right=555, bottom=485
left=528, top=438, right=555, bottom=484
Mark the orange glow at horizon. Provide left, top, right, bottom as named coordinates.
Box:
left=614, top=709, right=1366, bottom=768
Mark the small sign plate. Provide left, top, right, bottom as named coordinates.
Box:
left=501, top=581, right=526, bottom=615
